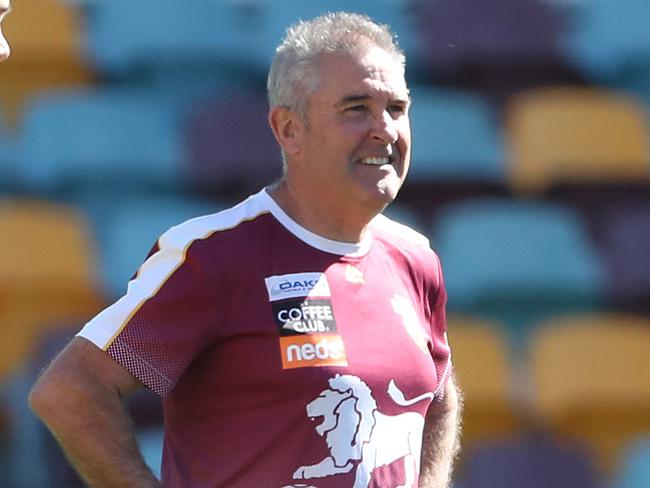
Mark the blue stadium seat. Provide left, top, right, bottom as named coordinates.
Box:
left=614, top=437, right=650, bottom=488
left=431, top=199, right=604, bottom=342
left=84, top=0, right=269, bottom=79
left=18, top=89, right=185, bottom=196
left=408, top=87, right=505, bottom=182
left=566, top=0, right=650, bottom=81
left=97, top=195, right=223, bottom=299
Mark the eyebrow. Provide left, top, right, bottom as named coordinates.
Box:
left=335, top=93, right=410, bottom=108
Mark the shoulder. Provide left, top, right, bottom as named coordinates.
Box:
left=160, top=190, right=272, bottom=252
left=370, top=213, right=443, bottom=283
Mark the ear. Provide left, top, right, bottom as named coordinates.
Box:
left=268, top=106, right=304, bottom=158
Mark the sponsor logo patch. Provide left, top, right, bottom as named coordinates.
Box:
left=265, top=273, right=331, bottom=302
left=280, top=335, right=348, bottom=370
left=273, top=299, right=338, bottom=336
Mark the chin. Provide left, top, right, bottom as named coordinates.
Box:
left=358, top=181, right=401, bottom=212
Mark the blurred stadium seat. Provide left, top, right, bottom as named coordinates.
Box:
left=599, top=202, right=650, bottom=313
left=0, top=0, right=95, bottom=127
left=456, top=434, right=600, bottom=488
left=84, top=0, right=268, bottom=81
left=530, top=313, right=650, bottom=474
left=0, top=199, right=104, bottom=376
left=432, top=199, right=604, bottom=343
left=18, top=89, right=186, bottom=197
left=505, top=87, right=650, bottom=194
left=566, top=0, right=650, bottom=82
left=0, top=110, right=18, bottom=194
left=447, top=316, right=522, bottom=454
left=184, top=91, right=281, bottom=196
left=408, top=86, right=505, bottom=183
left=613, top=437, right=650, bottom=488
left=415, top=0, right=583, bottom=102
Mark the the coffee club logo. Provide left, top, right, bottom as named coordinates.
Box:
left=272, top=299, right=338, bottom=336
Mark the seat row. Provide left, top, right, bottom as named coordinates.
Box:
left=1, top=83, right=649, bottom=199
left=3, top=0, right=650, bottom=124
left=450, top=312, right=650, bottom=482
left=454, top=433, right=650, bottom=488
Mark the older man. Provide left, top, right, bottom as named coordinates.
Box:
left=0, top=0, right=10, bottom=61
left=30, top=12, right=460, bottom=488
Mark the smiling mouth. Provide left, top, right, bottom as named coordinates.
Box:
left=358, top=156, right=392, bottom=166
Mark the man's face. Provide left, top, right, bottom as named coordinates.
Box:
left=294, top=46, right=411, bottom=213
left=0, top=0, right=10, bottom=61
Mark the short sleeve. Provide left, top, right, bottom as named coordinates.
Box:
left=78, top=228, right=218, bottom=397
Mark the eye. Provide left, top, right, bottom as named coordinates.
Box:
left=387, top=104, right=407, bottom=116
left=345, top=104, right=368, bottom=113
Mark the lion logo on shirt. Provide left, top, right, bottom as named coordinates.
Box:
left=293, top=374, right=434, bottom=488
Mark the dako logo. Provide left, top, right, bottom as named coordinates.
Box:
left=278, top=279, right=317, bottom=292
left=265, top=273, right=331, bottom=301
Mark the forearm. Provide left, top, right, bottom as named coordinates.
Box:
left=29, top=341, right=161, bottom=487
left=419, top=377, right=462, bottom=488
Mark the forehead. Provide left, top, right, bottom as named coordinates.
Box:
left=312, top=47, right=409, bottom=103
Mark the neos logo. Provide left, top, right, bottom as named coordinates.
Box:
left=279, top=334, right=348, bottom=369
left=265, top=272, right=331, bottom=301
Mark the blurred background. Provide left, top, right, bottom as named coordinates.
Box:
left=1, top=0, right=649, bottom=487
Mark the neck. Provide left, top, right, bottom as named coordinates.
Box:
left=268, top=179, right=381, bottom=243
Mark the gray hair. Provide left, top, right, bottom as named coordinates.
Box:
left=267, top=11, right=406, bottom=121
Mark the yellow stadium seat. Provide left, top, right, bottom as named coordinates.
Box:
left=530, top=313, right=650, bottom=474
left=0, top=199, right=105, bottom=376
left=0, top=0, right=94, bottom=126
left=448, top=315, right=523, bottom=453
left=505, top=87, right=650, bottom=194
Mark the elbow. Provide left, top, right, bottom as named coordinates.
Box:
left=29, top=373, right=59, bottom=422
left=29, top=366, right=77, bottom=426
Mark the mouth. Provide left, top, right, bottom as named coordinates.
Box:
left=357, top=156, right=393, bottom=167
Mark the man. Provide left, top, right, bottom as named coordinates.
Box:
left=30, top=12, right=461, bottom=488
left=0, top=0, right=10, bottom=61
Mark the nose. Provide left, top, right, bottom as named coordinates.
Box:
left=0, top=32, right=9, bottom=61
left=369, top=109, right=398, bottom=145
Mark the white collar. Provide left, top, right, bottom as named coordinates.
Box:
left=257, top=188, right=372, bottom=257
